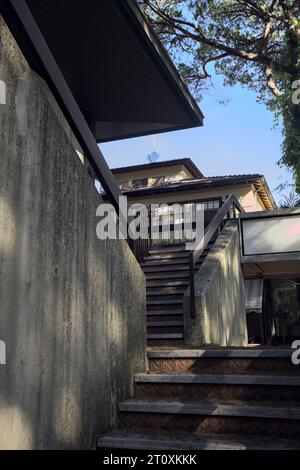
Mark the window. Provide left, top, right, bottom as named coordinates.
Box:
left=132, top=178, right=148, bottom=189
left=207, top=200, right=220, bottom=210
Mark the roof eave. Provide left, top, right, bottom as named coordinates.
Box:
left=123, top=0, right=204, bottom=126
left=111, top=158, right=204, bottom=178
left=253, top=176, right=277, bottom=210
left=120, top=175, right=263, bottom=198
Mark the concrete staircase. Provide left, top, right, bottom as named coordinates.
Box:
left=97, top=348, right=300, bottom=450
left=140, top=244, right=212, bottom=345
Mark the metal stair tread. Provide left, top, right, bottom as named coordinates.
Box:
left=143, top=266, right=189, bottom=272
left=146, top=281, right=189, bottom=287
left=146, top=273, right=190, bottom=279
left=147, top=310, right=183, bottom=316
left=144, top=253, right=190, bottom=260
left=147, top=334, right=183, bottom=340
left=147, top=300, right=183, bottom=305
left=147, top=321, right=184, bottom=327
left=146, top=290, right=186, bottom=296
left=148, top=246, right=187, bottom=254
left=141, top=259, right=189, bottom=266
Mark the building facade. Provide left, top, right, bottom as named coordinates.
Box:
left=112, top=157, right=276, bottom=214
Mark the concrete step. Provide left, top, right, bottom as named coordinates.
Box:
left=147, top=349, right=299, bottom=375
left=119, top=399, right=300, bottom=438
left=97, top=431, right=300, bottom=450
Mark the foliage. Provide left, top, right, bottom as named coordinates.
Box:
left=140, top=1, right=300, bottom=190
left=279, top=188, right=300, bottom=207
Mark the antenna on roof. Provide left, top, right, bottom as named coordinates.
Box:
left=147, top=151, right=160, bottom=163
left=147, top=135, right=160, bottom=163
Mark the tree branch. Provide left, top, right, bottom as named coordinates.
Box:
left=240, top=0, right=271, bottom=20
left=144, top=0, right=270, bottom=63
left=265, top=65, right=283, bottom=96
left=200, top=53, right=229, bottom=79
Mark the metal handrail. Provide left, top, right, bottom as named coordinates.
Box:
left=189, top=194, right=245, bottom=318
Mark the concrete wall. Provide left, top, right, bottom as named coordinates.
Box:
left=0, top=17, right=146, bottom=449
left=184, top=221, right=248, bottom=347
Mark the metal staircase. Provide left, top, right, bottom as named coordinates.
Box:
left=140, top=244, right=213, bottom=344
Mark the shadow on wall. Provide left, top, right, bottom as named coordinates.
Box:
left=184, top=222, right=247, bottom=347
left=0, top=16, right=146, bottom=450
left=219, top=235, right=246, bottom=346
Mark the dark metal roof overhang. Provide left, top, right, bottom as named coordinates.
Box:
left=1, top=0, right=203, bottom=214
left=4, top=0, right=204, bottom=143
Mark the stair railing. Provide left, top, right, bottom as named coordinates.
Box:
left=130, top=204, right=152, bottom=263
left=189, top=194, right=245, bottom=318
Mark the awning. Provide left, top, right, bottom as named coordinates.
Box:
left=5, top=0, right=204, bottom=143
left=245, top=279, right=264, bottom=313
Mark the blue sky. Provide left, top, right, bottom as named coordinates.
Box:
left=100, top=76, right=292, bottom=204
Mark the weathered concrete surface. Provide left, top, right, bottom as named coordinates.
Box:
left=184, top=221, right=248, bottom=347
left=0, top=17, right=146, bottom=449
